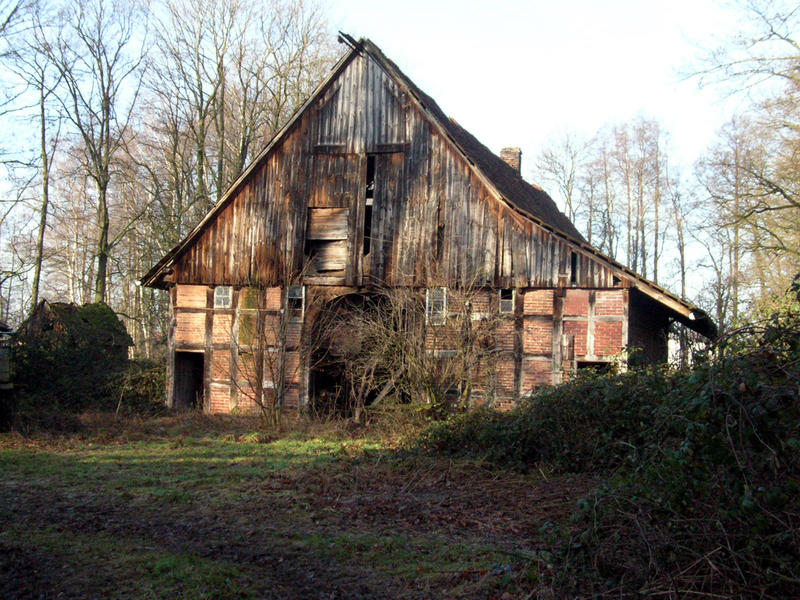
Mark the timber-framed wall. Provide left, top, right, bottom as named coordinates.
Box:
left=146, top=38, right=714, bottom=414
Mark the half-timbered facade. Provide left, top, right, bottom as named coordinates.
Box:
left=142, top=36, right=715, bottom=413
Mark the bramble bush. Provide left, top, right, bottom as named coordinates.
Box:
left=418, top=288, right=800, bottom=598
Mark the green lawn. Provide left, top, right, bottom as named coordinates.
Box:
left=0, top=414, right=591, bottom=599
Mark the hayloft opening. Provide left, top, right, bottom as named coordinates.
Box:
left=570, top=251, right=578, bottom=285
left=363, top=155, right=376, bottom=255
left=173, top=351, right=204, bottom=410
left=305, top=208, right=347, bottom=275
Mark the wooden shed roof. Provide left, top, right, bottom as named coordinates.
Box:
left=141, top=35, right=716, bottom=338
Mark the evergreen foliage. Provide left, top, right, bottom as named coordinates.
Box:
left=12, top=301, right=132, bottom=412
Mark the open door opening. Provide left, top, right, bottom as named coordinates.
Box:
left=307, top=293, right=384, bottom=419
left=174, top=351, right=204, bottom=410
left=308, top=357, right=346, bottom=415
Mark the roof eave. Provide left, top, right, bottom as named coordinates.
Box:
left=358, top=40, right=715, bottom=338
left=139, top=43, right=362, bottom=289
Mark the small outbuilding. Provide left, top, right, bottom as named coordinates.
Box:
left=15, top=301, right=132, bottom=408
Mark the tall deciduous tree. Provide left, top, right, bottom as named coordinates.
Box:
left=534, top=131, right=587, bottom=224
left=694, top=0, right=800, bottom=302
left=144, top=0, right=333, bottom=229
left=5, top=1, right=64, bottom=310
left=535, top=118, right=673, bottom=285
left=43, top=0, right=148, bottom=303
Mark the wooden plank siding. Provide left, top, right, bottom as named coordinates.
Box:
left=169, top=53, right=617, bottom=291
left=145, top=40, right=716, bottom=415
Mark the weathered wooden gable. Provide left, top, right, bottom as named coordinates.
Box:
left=144, top=37, right=716, bottom=415
left=166, top=48, right=620, bottom=291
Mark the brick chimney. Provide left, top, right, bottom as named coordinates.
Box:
left=500, top=147, right=522, bottom=173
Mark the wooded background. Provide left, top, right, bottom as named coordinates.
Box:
left=0, top=0, right=797, bottom=357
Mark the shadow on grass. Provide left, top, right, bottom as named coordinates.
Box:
left=0, top=416, right=590, bottom=599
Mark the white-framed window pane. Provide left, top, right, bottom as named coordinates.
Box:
left=288, top=285, right=305, bottom=319
left=214, top=286, right=232, bottom=308
left=499, top=288, right=514, bottom=314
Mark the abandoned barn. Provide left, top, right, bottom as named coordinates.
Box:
left=141, top=36, right=716, bottom=414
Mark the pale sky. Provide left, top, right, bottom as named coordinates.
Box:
left=328, top=0, right=743, bottom=177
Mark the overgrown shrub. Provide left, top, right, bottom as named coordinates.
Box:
left=13, top=302, right=132, bottom=412
left=560, top=316, right=800, bottom=598
left=112, top=359, right=167, bottom=416
left=419, top=366, right=673, bottom=473
left=419, top=300, right=800, bottom=597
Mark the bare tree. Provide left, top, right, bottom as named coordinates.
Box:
left=324, top=279, right=504, bottom=420
left=694, top=0, right=800, bottom=94
left=4, top=2, right=64, bottom=310
left=42, top=0, right=148, bottom=303
left=534, top=131, right=588, bottom=223
left=692, top=0, right=800, bottom=303
left=42, top=153, right=97, bottom=304
left=228, top=279, right=335, bottom=428
left=0, top=0, right=23, bottom=36
left=146, top=0, right=334, bottom=218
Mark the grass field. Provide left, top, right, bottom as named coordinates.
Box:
left=0, top=414, right=591, bottom=599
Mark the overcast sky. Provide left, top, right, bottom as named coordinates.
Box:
left=328, top=0, right=744, bottom=178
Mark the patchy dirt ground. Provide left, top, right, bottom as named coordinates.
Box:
left=0, top=415, right=595, bottom=599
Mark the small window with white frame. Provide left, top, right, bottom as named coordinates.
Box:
left=426, top=287, right=447, bottom=325
left=214, top=285, right=232, bottom=308
left=287, top=285, right=305, bottom=320
left=499, top=288, right=514, bottom=314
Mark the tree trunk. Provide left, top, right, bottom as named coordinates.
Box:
left=31, top=82, right=50, bottom=310
left=94, top=181, right=110, bottom=303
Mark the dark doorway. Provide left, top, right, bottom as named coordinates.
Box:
left=174, top=351, right=204, bottom=409
left=307, top=293, right=382, bottom=418
left=308, top=358, right=346, bottom=415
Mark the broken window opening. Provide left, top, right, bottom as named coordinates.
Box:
left=363, top=204, right=373, bottom=256
left=304, top=239, right=320, bottom=268
left=570, top=251, right=578, bottom=286
left=436, top=223, right=445, bottom=262
left=214, top=286, right=232, bottom=308
left=577, top=360, right=612, bottom=374
left=363, top=155, right=376, bottom=255
left=499, top=288, right=514, bottom=314
left=288, top=285, right=305, bottom=320
left=366, top=154, right=376, bottom=199
left=426, top=287, right=447, bottom=326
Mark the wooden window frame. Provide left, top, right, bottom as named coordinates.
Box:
left=214, top=285, right=233, bottom=308
left=426, top=287, right=447, bottom=326
left=499, top=288, right=515, bottom=314
left=287, top=285, right=305, bottom=320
